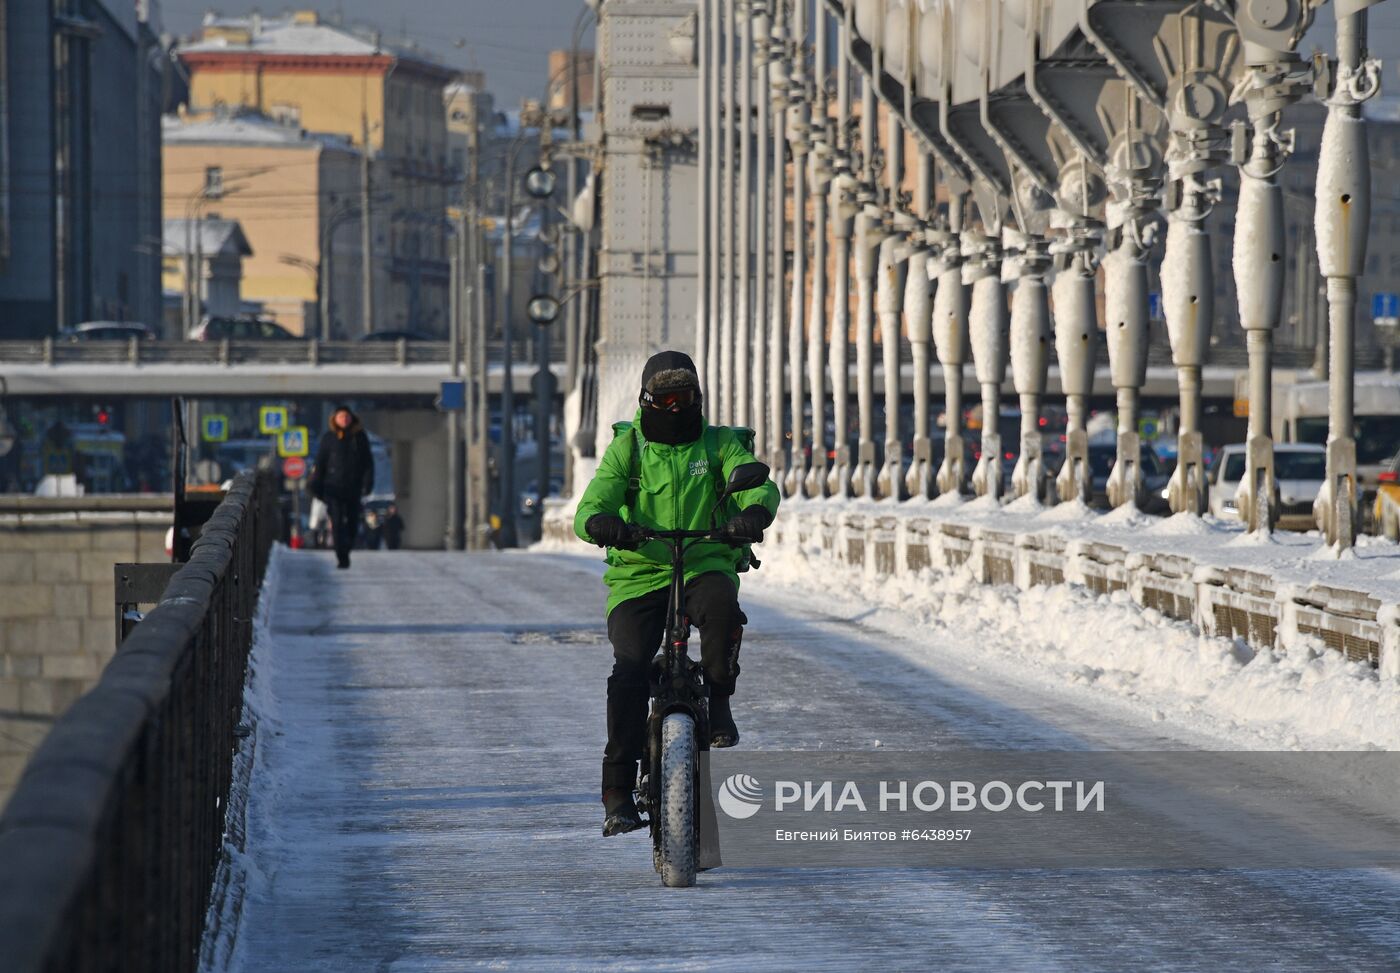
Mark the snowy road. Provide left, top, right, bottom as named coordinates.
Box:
left=212, top=549, right=1400, bottom=971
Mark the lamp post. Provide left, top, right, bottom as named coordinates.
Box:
left=496, top=125, right=548, bottom=548
left=278, top=255, right=319, bottom=335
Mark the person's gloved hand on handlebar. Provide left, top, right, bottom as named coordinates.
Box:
left=720, top=505, right=772, bottom=545
left=584, top=513, right=643, bottom=550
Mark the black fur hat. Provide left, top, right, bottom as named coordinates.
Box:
left=640, top=350, right=701, bottom=396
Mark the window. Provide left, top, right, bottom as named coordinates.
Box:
left=269, top=103, right=300, bottom=126
left=205, top=166, right=224, bottom=197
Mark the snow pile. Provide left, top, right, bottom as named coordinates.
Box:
left=760, top=538, right=1400, bottom=751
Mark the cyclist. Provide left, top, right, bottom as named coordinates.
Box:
left=575, top=351, right=780, bottom=836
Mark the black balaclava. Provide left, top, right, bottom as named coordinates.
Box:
left=639, top=350, right=704, bottom=445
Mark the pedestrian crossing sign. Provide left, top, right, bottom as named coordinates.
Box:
left=278, top=426, right=310, bottom=458
left=201, top=414, right=229, bottom=443
left=259, top=406, right=289, bottom=435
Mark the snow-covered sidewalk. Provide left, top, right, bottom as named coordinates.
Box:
left=761, top=533, right=1400, bottom=752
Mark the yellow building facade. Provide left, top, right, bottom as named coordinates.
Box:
left=162, top=114, right=361, bottom=336
left=178, top=11, right=456, bottom=335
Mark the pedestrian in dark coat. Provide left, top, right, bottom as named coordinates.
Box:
left=382, top=502, right=405, bottom=550
left=310, top=405, right=374, bottom=569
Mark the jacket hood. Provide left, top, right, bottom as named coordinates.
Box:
left=329, top=408, right=363, bottom=436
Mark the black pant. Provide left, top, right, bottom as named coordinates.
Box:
left=602, top=571, right=744, bottom=794
left=326, top=497, right=361, bottom=558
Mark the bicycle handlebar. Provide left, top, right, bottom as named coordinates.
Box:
left=632, top=527, right=726, bottom=542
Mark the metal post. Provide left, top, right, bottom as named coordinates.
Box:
left=499, top=147, right=519, bottom=549
left=1163, top=182, right=1215, bottom=515
left=1316, top=8, right=1379, bottom=549
left=697, top=0, right=711, bottom=410
left=736, top=0, right=754, bottom=429
left=753, top=3, right=772, bottom=458
left=1233, top=98, right=1293, bottom=533
left=447, top=229, right=463, bottom=550
left=876, top=112, right=907, bottom=502
left=961, top=173, right=1008, bottom=503
left=361, top=113, right=375, bottom=335
left=784, top=0, right=809, bottom=496
left=853, top=77, right=882, bottom=499
left=708, top=0, right=724, bottom=407
left=804, top=0, right=829, bottom=498
left=473, top=261, right=490, bottom=548
left=827, top=21, right=854, bottom=499
left=1051, top=155, right=1102, bottom=506
left=904, top=154, right=934, bottom=500
left=719, top=0, right=736, bottom=423
left=768, top=1, right=789, bottom=482
left=1005, top=181, right=1052, bottom=504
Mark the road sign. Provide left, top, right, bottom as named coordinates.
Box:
left=201, top=414, right=229, bottom=443
left=283, top=456, right=306, bottom=478
left=439, top=380, right=466, bottom=411
left=1373, top=292, right=1399, bottom=319
left=278, top=425, right=310, bottom=458
left=259, top=406, right=289, bottom=435
left=1147, top=292, right=1163, bottom=322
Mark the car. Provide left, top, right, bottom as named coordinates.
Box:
left=191, top=317, right=299, bottom=341
left=1085, top=441, right=1171, bottom=514
left=62, top=321, right=156, bottom=341
left=1207, top=442, right=1325, bottom=530
left=519, top=476, right=564, bottom=519
left=359, top=329, right=436, bottom=342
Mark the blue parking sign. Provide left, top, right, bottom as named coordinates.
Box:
left=201, top=414, right=229, bottom=443
left=1147, top=292, right=1163, bottom=321
left=259, top=405, right=288, bottom=435
left=1372, top=292, right=1399, bottom=321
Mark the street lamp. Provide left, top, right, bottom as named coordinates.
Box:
left=526, top=294, right=561, bottom=324
left=496, top=124, right=549, bottom=548
left=279, top=255, right=320, bottom=336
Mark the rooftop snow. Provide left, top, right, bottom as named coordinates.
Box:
left=163, top=218, right=253, bottom=257
left=182, top=14, right=447, bottom=71
left=162, top=113, right=357, bottom=151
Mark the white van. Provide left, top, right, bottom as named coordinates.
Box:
left=1277, top=374, right=1400, bottom=514
left=1207, top=442, right=1326, bottom=531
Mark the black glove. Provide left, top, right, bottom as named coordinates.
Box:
left=585, top=513, right=638, bottom=549
left=721, top=505, right=772, bottom=545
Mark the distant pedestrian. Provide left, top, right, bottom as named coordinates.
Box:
left=362, top=507, right=383, bottom=550
left=383, top=502, right=405, bottom=550
left=310, top=405, right=374, bottom=569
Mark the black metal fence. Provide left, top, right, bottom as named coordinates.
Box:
left=0, top=470, right=280, bottom=973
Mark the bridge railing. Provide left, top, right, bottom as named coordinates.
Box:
left=0, top=470, right=280, bottom=973
left=0, top=338, right=567, bottom=367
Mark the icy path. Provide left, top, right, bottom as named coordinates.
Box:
left=212, top=550, right=1400, bottom=972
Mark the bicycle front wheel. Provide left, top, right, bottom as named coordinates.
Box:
left=658, top=712, right=697, bottom=888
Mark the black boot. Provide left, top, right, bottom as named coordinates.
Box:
left=709, top=691, right=739, bottom=748
left=336, top=551, right=350, bottom=569
left=602, top=787, right=643, bottom=836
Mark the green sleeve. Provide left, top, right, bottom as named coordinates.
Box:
left=719, top=430, right=780, bottom=521
left=574, top=433, right=633, bottom=542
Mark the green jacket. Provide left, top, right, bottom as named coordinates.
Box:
left=574, top=411, right=781, bottom=615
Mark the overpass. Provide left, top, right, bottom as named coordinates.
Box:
left=0, top=339, right=1356, bottom=403
left=0, top=340, right=565, bottom=399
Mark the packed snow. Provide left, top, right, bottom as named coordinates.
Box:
left=761, top=530, right=1400, bottom=752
